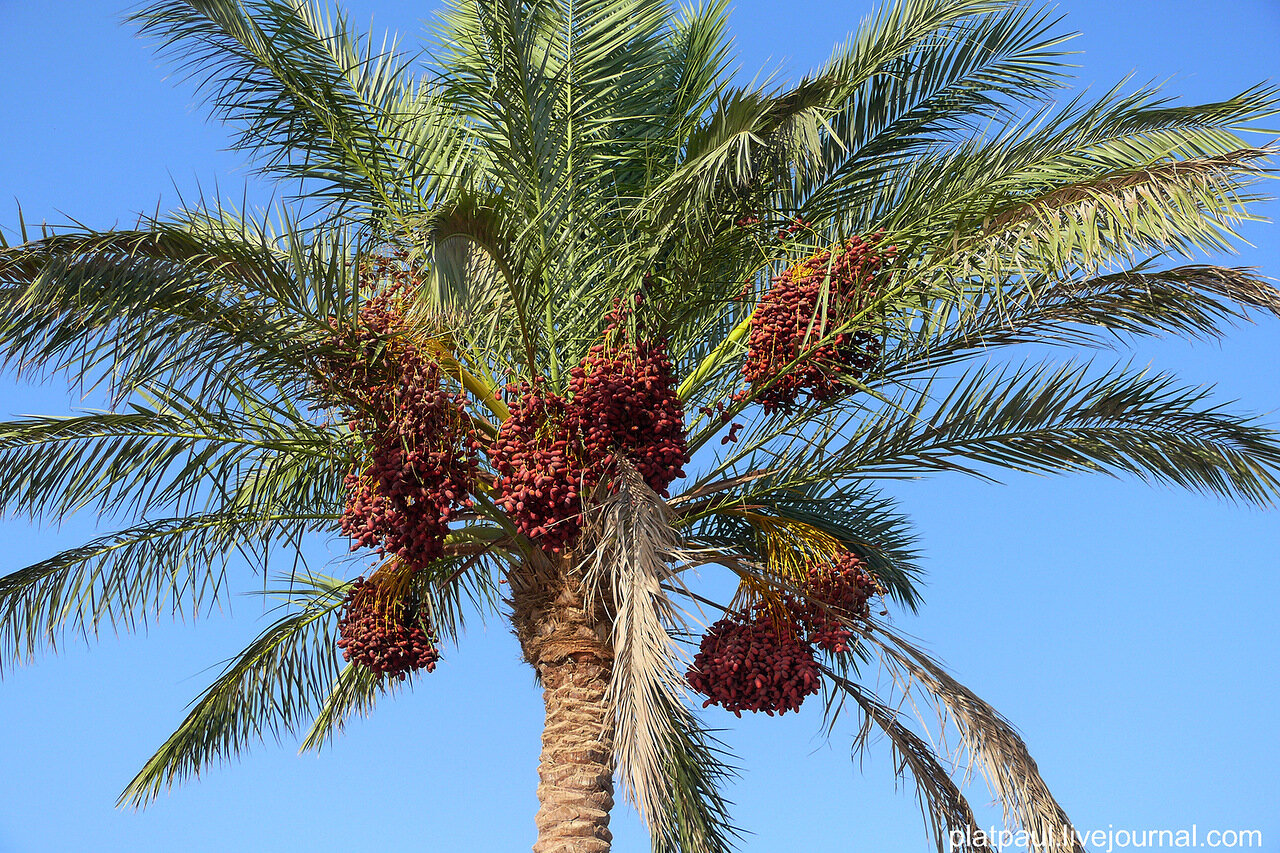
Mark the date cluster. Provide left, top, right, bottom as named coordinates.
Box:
left=332, top=262, right=481, bottom=570
left=687, top=553, right=880, bottom=714
left=742, top=235, right=894, bottom=412
left=337, top=574, right=440, bottom=680
left=491, top=299, right=689, bottom=550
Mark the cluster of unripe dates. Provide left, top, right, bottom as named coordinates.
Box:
left=336, top=573, right=440, bottom=680
left=687, top=553, right=880, bottom=714
left=742, top=235, right=894, bottom=412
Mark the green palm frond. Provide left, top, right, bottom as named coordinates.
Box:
left=882, top=263, right=1280, bottom=378
left=811, top=360, right=1280, bottom=502
left=436, top=0, right=665, bottom=230
left=416, top=536, right=511, bottom=644
left=297, top=659, right=383, bottom=753
left=0, top=401, right=344, bottom=521
left=0, top=218, right=359, bottom=405
left=884, top=85, right=1276, bottom=268
left=645, top=0, right=734, bottom=154
left=3, top=1, right=1278, bottom=849
left=968, top=146, right=1271, bottom=275
left=796, top=0, right=1073, bottom=221
left=119, top=572, right=348, bottom=807
left=297, top=546, right=505, bottom=753
left=132, top=0, right=470, bottom=221
left=651, top=709, right=741, bottom=853
left=684, top=479, right=922, bottom=609
left=0, top=511, right=323, bottom=672
left=295, top=538, right=509, bottom=754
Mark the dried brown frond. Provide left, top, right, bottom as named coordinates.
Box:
left=864, top=622, right=1084, bottom=853
left=829, top=669, right=993, bottom=853
left=581, top=459, right=692, bottom=836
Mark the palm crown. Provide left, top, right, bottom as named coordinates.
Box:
left=2, top=1, right=1278, bottom=851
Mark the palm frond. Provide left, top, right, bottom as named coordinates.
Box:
left=882, top=263, right=1280, bottom=379
left=827, top=672, right=992, bottom=853
left=971, top=147, right=1272, bottom=275
left=798, top=0, right=1074, bottom=222
left=0, top=403, right=344, bottom=521
left=118, top=573, right=348, bottom=807
left=883, top=85, right=1277, bottom=271
left=583, top=460, right=728, bottom=847
left=298, top=659, right=383, bottom=753
left=411, top=539, right=509, bottom=647
left=816, top=359, right=1280, bottom=504
left=0, top=218, right=358, bottom=406
left=650, top=709, right=741, bottom=853
left=132, top=0, right=467, bottom=220
left=684, top=478, right=922, bottom=609
left=0, top=511, right=322, bottom=672
left=652, top=0, right=735, bottom=147
left=298, top=545, right=507, bottom=754
left=858, top=622, right=1084, bottom=853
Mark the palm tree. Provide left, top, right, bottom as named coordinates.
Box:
left=2, top=0, right=1277, bottom=850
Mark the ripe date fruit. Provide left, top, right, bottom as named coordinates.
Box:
left=743, top=235, right=894, bottom=412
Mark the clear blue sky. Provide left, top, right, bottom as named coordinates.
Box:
left=1, top=2, right=1277, bottom=851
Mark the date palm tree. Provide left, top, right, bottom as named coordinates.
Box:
left=2, top=1, right=1277, bottom=851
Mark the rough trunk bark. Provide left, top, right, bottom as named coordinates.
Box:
left=514, top=576, right=616, bottom=853
left=533, top=651, right=615, bottom=853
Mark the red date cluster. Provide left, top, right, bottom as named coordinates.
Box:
left=331, top=262, right=481, bottom=570
left=686, top=608, right=822, bottom=716
left=792, top=553, right=879, bottom=655
left=742, top=235, right=894, bottom=412
left=687, top=553, right=881, bottom=714
left=491, top=298, right=689, bottom=551
left=567, top=304, right=688, bottom=496
left=337, top=575, right=441, bottom=681
left=490, top=385, right=588, bottom=551
left=339, top=357, right=480, bottom=568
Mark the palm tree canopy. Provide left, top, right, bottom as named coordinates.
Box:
left=1, top=1, right=1277, bottom=851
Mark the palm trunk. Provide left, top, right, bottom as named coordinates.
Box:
left=513, top=574, right=616, bottom=853
left=533, top=651, right=615, bottom=852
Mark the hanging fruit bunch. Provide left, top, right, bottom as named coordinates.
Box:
left=330, top=253, right=482, bottom=570
left=337, top=570, right=440, bottom=681
left=338, top=348, right=481, bottom=568
left=791, top=552, right=880, bottom=655
left=566, top=295, right=689, bottom=496
left=742, top=235, right=895, bottom=413
left=687, top=552, right=881, bottom=713
left=490, top=384, right=587, bottom=551
left=685, top=607, right=822, bottom=717
left=492, top=294, right=690, bottom=551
